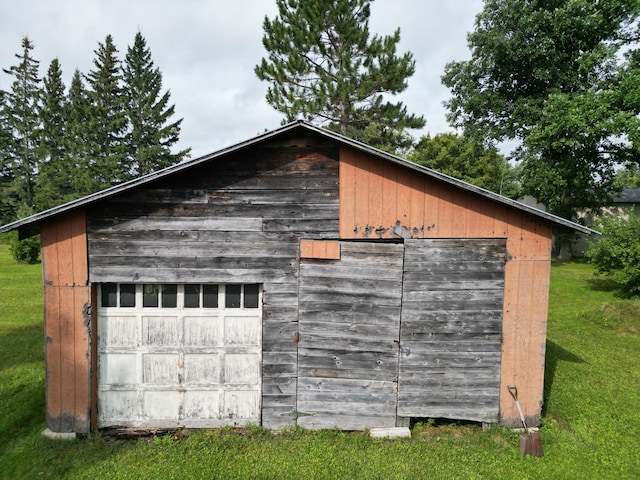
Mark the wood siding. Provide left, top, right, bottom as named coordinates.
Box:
left=340, top=147, right=552, bottom=426
left=398, top=239, right=506, bottom=422
left=86, top=139, right=339, bottom=428
left=41, top=211, right=92, bottom=433
left=297, top=242, right=404, bottom=430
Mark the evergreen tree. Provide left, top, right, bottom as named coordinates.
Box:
left=65, top=69, right=93, bottom=197
left=2, top=36, right=41, bottom=213
left=122, top=32, right=189, bottom=176
left=255, top=0, right=425, bottom=152
left=84, top=34, right=128, bottom=191
left=35, top=58, right=72, bottom=210
left=0, top=85, right=19, bottom=224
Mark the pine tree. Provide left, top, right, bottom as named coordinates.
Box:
left=35, top=58, right=72, bottom=210
left=84, top=34, right=128, bottom=191
left=65, top=69, right=93, bottom=197
left=255, top=0, right=425, bottom=152
left=122, top=32, right=189, bottom=176
left=2, top=37, right=41, bottom=213
left=0, top=85, right=19, bottom=224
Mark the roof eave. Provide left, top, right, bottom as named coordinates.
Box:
left=0, top=120, right=598, bottom=237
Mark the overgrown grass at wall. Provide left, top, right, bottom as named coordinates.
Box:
left=0, top=246, right=638, bottom=479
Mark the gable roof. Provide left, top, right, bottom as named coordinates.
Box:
left=1, top=120, right=596, bottom=237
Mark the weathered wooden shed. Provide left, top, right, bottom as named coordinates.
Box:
left=1, top=121, right=592, bottom=434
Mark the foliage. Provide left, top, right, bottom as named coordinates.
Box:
left=409, top=132, right=520, bottom=197
left=1, top=37, right=41, bottom=211
left=122, top=32, right=190, bottom=176
left=442, top=0, right=640, bottom=220
left=0, top=33, right=189, bottom=223
left=255, top=0, right=425, bottom=153
left=80, top=34, right=129, bottom=193
left=34, top=58, right=73, bottom=210
left=1, top=245, right=639, bottom=478
left=7, top=231, right=40, bottom=264
left=586, top=213, right=640, bottom=297
left=615, top=163, right=640, bottom=188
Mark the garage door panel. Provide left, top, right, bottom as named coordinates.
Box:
left=142, top=354, right=179, bottom=384
left=224, top=354, right=260, bottom=384
left=98, top=283, right=262, bottom=428
left=184, top=354, right=221, bottom=384
left=224, top=316, right=260, bottom=346
left=184, top=390, right=222, bottom=419
left=100, top=316, right=138, bottom=347
left=184, top=316, right=220, bottom=346
left=98, top=391, right=140, bottom=424
left=99, top=353, right=137, bottom=385
left=224, top=390, right=260, bottom=420
left=142, top=316, right=181, bottom=346
left=144, top=391, right=180, bottom=419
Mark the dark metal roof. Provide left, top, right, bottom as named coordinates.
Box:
left=0, top=120, right=597, bottom=236
left=613, top=187, right=640, bottom=204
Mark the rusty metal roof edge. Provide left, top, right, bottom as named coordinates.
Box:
left=0, top=119, right=598, bottom=236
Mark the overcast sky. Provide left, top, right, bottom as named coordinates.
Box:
left=0, top=0, right=484, bottom=158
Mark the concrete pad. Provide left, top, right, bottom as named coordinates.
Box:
left=369, top=427, right=411, bottom=438
left=42, top=428, right=76, bottom=440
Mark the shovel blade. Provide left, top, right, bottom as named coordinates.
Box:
left=519, top=433, right=543, bottom=457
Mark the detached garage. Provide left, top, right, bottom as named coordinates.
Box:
left=1, top=120, right=592, bottom=434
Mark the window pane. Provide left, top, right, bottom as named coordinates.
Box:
left=162, top=284, right=177, bottom=308
left=184, top=284, right=200, bottom=308
left=119, top=284, right=136, bottom=307
left=143, top=284, right=159, bottom=307
left=225, top=284, right=241, bottom=308
left=101, top=283, right=117, bottom=307
left=244, top=284, right=259, bottom=308
left=203, top=285, right=218, bottom=308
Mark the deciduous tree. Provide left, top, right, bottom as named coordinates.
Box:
left=409, top=132, right=520, bottom=198
left=442, top=0, right=640, bottom=220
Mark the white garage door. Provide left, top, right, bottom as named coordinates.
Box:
left=97, top=283, right=262, bottom=428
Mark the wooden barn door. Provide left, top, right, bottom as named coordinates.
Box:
left=397, top=239, right=506, bottom=423
left=297, top=242, right=404, bottom=430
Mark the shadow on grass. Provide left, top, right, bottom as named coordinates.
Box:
left=543, top=340, right=585, bottom=413
left=585, top=277, right=622, bottom=294
left=0, top=324, right=44, bottom=372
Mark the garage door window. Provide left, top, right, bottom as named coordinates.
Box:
left=99, top=283, right=260, bottom=309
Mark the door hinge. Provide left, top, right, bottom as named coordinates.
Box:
left=281, top=411, right=313, bottom=418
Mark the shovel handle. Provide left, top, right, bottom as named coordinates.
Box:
left=507, top=384, right=529, bottom=434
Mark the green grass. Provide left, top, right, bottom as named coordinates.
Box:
left=0, top=247, right=639, bottom=479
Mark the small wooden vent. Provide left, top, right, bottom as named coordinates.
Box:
left=300, top=240, right=340, bottom=260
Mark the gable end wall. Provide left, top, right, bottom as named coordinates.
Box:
left=339, top=146, right=552, bottom=426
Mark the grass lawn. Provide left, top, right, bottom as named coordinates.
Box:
left=0, top=244, right=639, bottom=479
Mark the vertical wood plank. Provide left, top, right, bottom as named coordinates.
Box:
left=368, top=156, right=384, bottom=230
left=339, top=147, right=356, bottom=238
left=44, top=285, right=62, bottom=431
left=70, top=211, right=88, bottom=286
left=41, top=222, right=59, bottom=286
left=353, top=152, right=370, bottom=236
left=435, top=183, right=454, bottom=238
left=74, top=286, right=92, bottom=432
left=409, top=174, right=425, bottom=237
left=381, top=161, right=397, bottom=237
left=422, top=179, right=439, bottom=238
left=395, top=166, right=413, bottom=229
